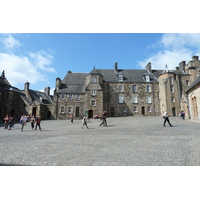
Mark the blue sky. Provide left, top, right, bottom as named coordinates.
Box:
left=1, top=33, right=200, bottom=94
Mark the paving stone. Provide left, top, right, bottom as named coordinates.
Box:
left=0, top=116, right=200, bottom=166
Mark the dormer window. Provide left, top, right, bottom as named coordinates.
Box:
left=91, top=76, right=97, bottom=83
left=145, top=74, right=150, bottom=82
left=118, top=74, right=123, bottom=81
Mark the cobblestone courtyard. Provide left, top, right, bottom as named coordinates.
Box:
left=0, top=116, right=200, bottom=166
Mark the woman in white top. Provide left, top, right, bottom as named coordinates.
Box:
left=163, top=110, right=173, bottom=127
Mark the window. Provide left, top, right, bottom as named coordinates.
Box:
left=75, top=94, right=80, bottom=100
left=123, top=107, right=127, bottom=112
left=91, top=89, right=96, bottom=96
left=119, top=96, right=124, bottom=103
left=133, top=106, right=138, bottom=112
left=118, top=74, right=123, bottom=81
left=60, top=106, right=65, bottom=113
left=91, top=76, right=97, bottom=83
left=169, top=77, right=173, bottom=85
left=91, top=99, right=96, bottom=106
left=147, top=106, right=151, bottom=112
left=145, top=74, right=150, bottom=82
left=60, top=94, right=66, bottom=100
left=186, top=80, right=189, bottom=86
left=146, top=85, right=151, bottom=92
left=170, top=85, right=174, bottom=93
left=132, top=85, right=137, bottom=93
left=171, top=97, right=175, bottom=102
left=68, top=94, right=72, bottom=100
left=67, top=106, right=73, bottom=113
left=118, top=85, right=123, bottom=92
left=146, top=96, right=151, bottom=103
left=132, top=96, right=138, bottom=103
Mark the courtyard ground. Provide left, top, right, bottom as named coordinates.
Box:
left=0, top=116, right=200, bottom=166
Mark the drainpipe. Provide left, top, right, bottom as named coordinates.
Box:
left=186, top=93, right=191, bottom=119
left=56, top=94, right=59, bottom=120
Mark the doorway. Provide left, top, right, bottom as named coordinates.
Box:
left=172, top=107, right=176, bottom=116
left=141, top=106, right=145, bottom=115
left=88, top=110, right=93, bottom=118
left=111, top=107, right=114, bottom=117
left=76, top=107, right=79, bottom=117
left=32, top=107, right=36, bottom=117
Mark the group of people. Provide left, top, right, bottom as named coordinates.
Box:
left=81, top=111, right=108, bottom=129
left=3, top=114, right=42, bottom=132
left=20, top=115, right=42, bottom=132
left=3, top=115, right=14, bottom=130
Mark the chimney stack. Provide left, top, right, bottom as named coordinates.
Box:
left=179, top=61, right=186, bottom=72
left=114, top=62, right=118, bottom=73
left=56, top=78, right=61, bottom=90
left=192, top=56, right=199, bottom=61
left=44, top=87, right=50, bottom=95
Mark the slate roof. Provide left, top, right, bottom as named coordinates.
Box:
left=28, top=90, right=53, bottom=104
left=0, top=76, right=11, bottom=87
left=92, top=69, right=160, bottom=82
left=55, top=67, right=190, bottom=94
left=186, top=75, right=200, bottom=93
left=56, top=73, right=88, bottom=94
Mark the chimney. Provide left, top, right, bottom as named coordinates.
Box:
left=192, top=56, right=199, bottom=61
left=56, top=77, right=61, bottom=90
left=145, top=62, right=152, bottom=72
left=179, top=61, right=186, bottom=72
left=114, top=62, right=118, bottom=73
left=176, top=66, right=180, bottom=71
left=68, top=70, right=72, bottom=74
left=44, top=86, right=50, bottom=95
left=24, top=81, right=30, bottom=97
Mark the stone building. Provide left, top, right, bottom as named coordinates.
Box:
left=53, top=62, right=162, bottom=119
left=0, top=71, right=54, bottom=122
left=2, top=55, right=200, bottom=122
left=53, top=56, right=200, bottom=120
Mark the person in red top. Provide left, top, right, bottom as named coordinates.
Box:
left=35, top=116, right=41, bottom=131
left=4, top=115, right=9, bottom=129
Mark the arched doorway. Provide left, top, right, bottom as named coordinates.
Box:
left=32, top=107, right=36, bottom=117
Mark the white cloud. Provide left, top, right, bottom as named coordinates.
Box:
left=29, top=51, right=56, bottom=73
left=0, top=34, right=56, bottom=88
left=2, top=34, right=21, bottom=50
left=0, top=53, right=46, bottom=85
left=138, top=33, right=200, bottom=70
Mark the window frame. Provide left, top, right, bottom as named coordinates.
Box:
left=146, top=96, right=152, bottom=104
left=118, top=84, right=124, bottom=92
left=60, top=105, right=65, bottom=114
left=118, top=74, right=123, bottom=81
left=132, top=85, right=137, bottom=93
left=90, top=99, right=96, bottom=106
left=118, top=95, right=124, bottom=104
left=132, top=96, right=138, bottom=104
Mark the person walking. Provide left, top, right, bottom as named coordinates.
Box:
left=20, top=115, right=27, bottom=132
left=81, top=115, right=89, bottom=129
left=180, top=111, right=185, bottom=120
left=4, top=115, right=9, bottom=129
left=8, top=116, right=13, bottom=130
left=99, top=111, right=108, bottom=127
left=163, top=110, right=173, bottom=127
left=30, top=116, right=36, bottom=130
left=70, top=113, right=74, bottom=123
left=35, top=116, right=42, bottom=131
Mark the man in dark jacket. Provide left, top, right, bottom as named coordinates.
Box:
left=99, top=111, right=108, bottom=127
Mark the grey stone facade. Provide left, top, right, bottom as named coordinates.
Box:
left=2, top=56, right=200, bottom=121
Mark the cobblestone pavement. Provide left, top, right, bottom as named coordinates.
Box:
left=0, top=116, right=200, bottom=166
